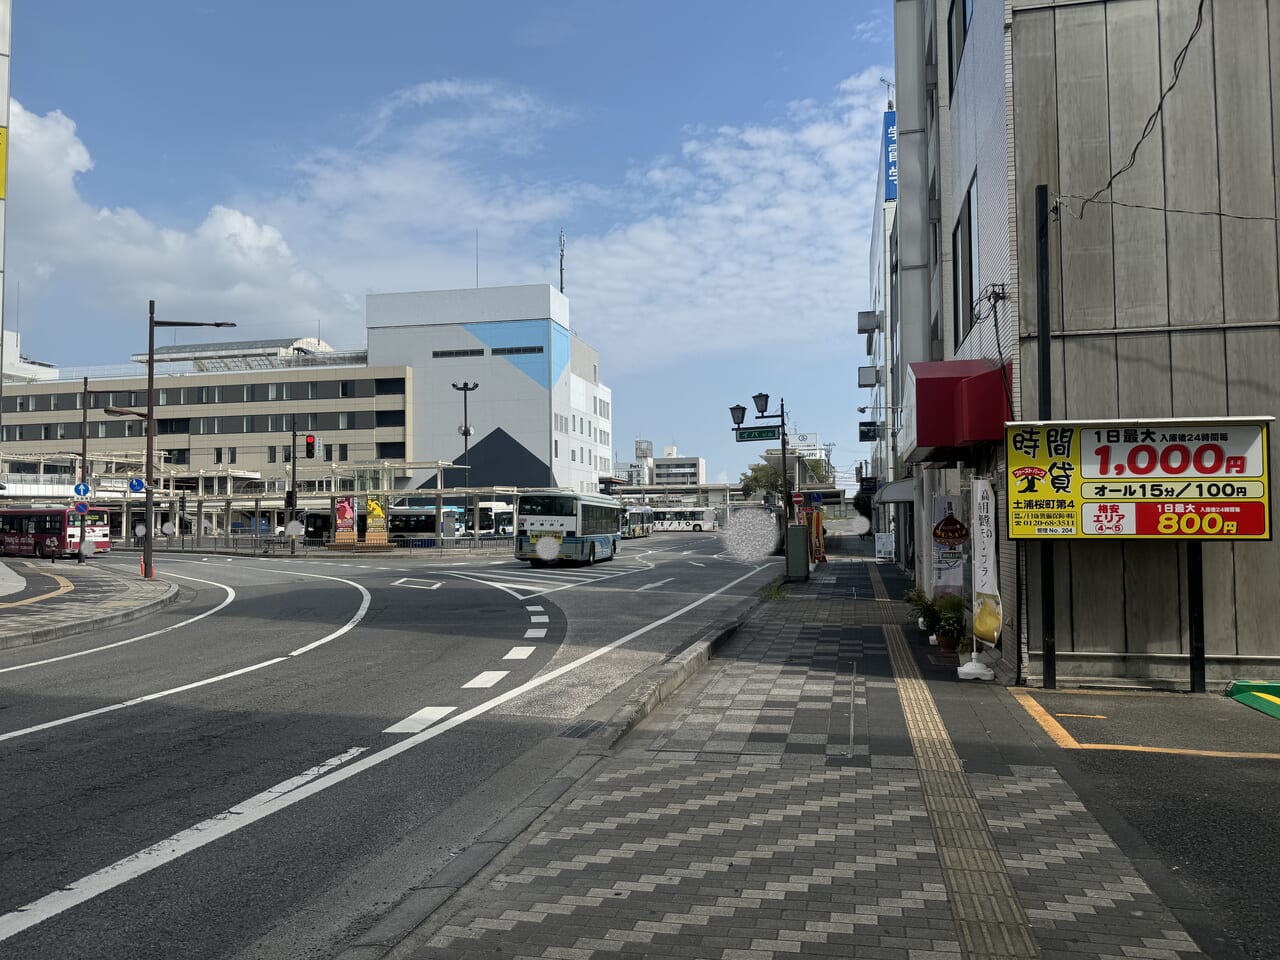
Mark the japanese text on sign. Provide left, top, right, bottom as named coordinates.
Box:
left=1005, top=419, right=1272, bottom=541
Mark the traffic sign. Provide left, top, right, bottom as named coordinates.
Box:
left=74, top=482, right=91, bottom=497
left=736, top=426, right=781, bottom=442
left=810, top=492, right=823, bottom=503
left=74, top=501, right=89, bottom=514
left=129, top=477, right=146, bottom=493
left=791, top=492, right=804, bottom=506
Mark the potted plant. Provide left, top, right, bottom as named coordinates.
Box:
left=903, top=587, right=940, bottom=635
left=934, top=593, right=967, bottom=652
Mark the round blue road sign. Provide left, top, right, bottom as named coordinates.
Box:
left=74, top=482, right=91, bottom=497
left=75, top=501, right=89, bottom=514
left=129, top=477, right=146, bottom=493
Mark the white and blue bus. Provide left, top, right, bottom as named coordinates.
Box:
left=515, top=490, right=622, bottom=565
left=651, top=506, right=717, bottom=532
left=622, top=505, right=654, bottom=539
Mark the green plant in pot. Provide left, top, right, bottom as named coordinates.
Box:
left=934, top=593, right=966, bottom=652
left=903, top=587, right=940, bottom=634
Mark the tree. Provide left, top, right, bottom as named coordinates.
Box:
left=806, top=458, right=831, bottom=485
left=739, top=462, right=783, bottom=499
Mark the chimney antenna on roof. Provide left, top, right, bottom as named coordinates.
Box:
left=559, top=229, right=566, bottom=294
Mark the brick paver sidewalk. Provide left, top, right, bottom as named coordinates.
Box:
left=393, top=558, right=1208, bottom=960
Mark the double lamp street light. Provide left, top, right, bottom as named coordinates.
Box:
left=730, top=391, right=794, bottom=532
left=106, top=300, right=235, bottom=579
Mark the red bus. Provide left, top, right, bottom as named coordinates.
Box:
left=0, top=506, right=113, bottom=559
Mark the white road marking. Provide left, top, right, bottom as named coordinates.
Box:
left=391, top=577, right=443, bottom=590
left=0, top=563, right=770, bottom=941
left=383, top=705, right=456, bottom=735
left=637, top=578, right=675, bottom=592
left=0, top=562, right=372, bottom=741
left=245, top=747, right=368, bottom=808
left=0, top=658, right=290, bottom=743
left=504, top=646, right=536, bottom=660
left=688, top=561, right=706, bottom=567
left=462, top=671, right=508, bottom=688
left=523, top=628, right=547, bottom=639
left=529, top=614, right=549, bottom=623
left=526, top=605, right=544, bottom=611
left=0, top=572, right=236, bottom=675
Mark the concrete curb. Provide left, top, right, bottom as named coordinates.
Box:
left=331, top=586, right=774, bottom=960
left=0, top=567, right=180, bottom=651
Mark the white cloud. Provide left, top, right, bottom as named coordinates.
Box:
left=7, top=67, right=891, bottom=373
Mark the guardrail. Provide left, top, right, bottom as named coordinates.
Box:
left=113, top=533, right=516, bottom=558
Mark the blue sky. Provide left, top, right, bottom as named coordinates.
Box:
left=6, top=0, right=894, bottom=487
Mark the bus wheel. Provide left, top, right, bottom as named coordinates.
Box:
left=586, top=544, right=596, bottom=566
left=33, top=542, right=45, bottom=559
left=692, top=524, right=702, bottom=532
left=529, top=558, right=547, bottom=568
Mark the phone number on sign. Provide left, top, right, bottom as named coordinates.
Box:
left=1134, top=501, right=1268, bottom=537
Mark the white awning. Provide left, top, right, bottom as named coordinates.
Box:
left=872, top=477, right=915, bottom=506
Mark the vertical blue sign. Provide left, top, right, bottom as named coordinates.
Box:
left=883, top=111, right=898, bottom=202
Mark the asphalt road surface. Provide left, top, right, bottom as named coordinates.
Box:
left=0, top=532, right=776, bottom=960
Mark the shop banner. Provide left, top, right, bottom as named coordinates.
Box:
left=932, top=494, right=968, bottom=593
left=336, top=496, right=356, bottom=542
left=970, top=478, right=1002, bottom=643
left=1006, top=418, right=1272, bottom=540
left=365, top=496, right=387, bottom=544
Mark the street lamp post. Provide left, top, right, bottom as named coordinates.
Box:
left=453, top=381, right=478, bottom=535
left=108, top=301, right=235, bottom=579
left=78, top=377, right=90, bottom=562
left=730, top=393, right=794, bottom=570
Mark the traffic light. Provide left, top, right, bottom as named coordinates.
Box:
left=305, top=434, right=316, bottom=458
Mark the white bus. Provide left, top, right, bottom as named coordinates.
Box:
left=477, top=500, right=514, bottom=536
left=622, top=505, right=654, bottom=539
left=651, top=506, right=717, bottom=532
left=514, top=490, right=622, bottom=565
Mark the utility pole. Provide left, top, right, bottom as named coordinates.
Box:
left=290, top=414, right=298, bottom=555
left=79, top=377, right=90, bottom=562
left=453, top=382, right=479, bottom=535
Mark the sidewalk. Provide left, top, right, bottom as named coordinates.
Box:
left=351, top=548, right=1238, bottom=960
left=0, top=557, right=177, bottom=650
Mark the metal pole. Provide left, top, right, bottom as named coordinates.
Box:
left=79, top=377, right=89, bottom=562
left=1187, top=542, right=1206, bottom=693
left=1035, top=184, right=1056, bottom=689
left=290, top=414, right=298, bottom=555
left=143, top=301, right=156, bottom=579
left=780, top=398, right=791, bottom=523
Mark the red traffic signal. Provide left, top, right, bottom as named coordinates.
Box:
left=305, top=434, right=316, bottom=458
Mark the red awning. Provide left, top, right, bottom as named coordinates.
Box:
left=903, top=360, right=1012, bottom=463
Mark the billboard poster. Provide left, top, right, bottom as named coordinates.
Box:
left=366, top=496, right=386, bottom=535
left=883, top=111, right=897, bottom=202
left=932, top=494, right=967, bottom=593
left=970, top=478, right=1002, bottom=643
left=336, top=496, right=356, bottom=536
left=1005, top=418, right=1272, bottom=540
left=875, top=531, right=895, bottom=562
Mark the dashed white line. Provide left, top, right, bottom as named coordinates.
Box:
left=523, top=628, right=547, bottom=639
left=462, top=671, right=508, bottom=689
left=637, top=578, right=675, bottom=592
left=504, top=646, right=536, bottom=660
left=529, top=614, right=549, bottom=623
left=383, top=706, right=456, bottom=735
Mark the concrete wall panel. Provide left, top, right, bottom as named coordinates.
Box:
left=1012, top=10, right=1060, bottom=341
left=1225, top=328, right=1280, bottom=656
left=1066, top=543, right=1125, bottom=653
left=1107, top=0, right=1168, bottom=328
left=1062, top=335, right=1119, bottom=419
left=1160, top=0, right=1224, bottom=326
left=1116, top=333, right=1173, bottom=417
left=1169, top=330, right=1227, bottom=416
left=1055, top=5, right=1116, bottom=332
left=1123, top=540, right=1183, bottom=655
left=1215, top=1, right=1280, bottom=323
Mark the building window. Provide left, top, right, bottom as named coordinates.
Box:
left=338, top=412, right=350, bottom=429
left=491, top=346, right=543, bottom=356
left=268, top=446, right=277, bottom=464
left=324, top=444, right=333, bottom=461
left=283, top=446, right=291, bottom=463
left=376, top=442, right=405, bottom=459
left=952, top=177, right=977, bottom=348
left=947, top=0, right=973, bottom=91
left=338, top=443, right=349, bottom=461
left=554, top=439, right=559, bottom=458
left=213, top=448, right=223, bottom=465
left=228, top=447, right=237, bottom=464
left=431, top=349, right=483, bottom=359
left=571, top=449, right=576, bottom=462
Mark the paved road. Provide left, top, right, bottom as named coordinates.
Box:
left=0, top=533, right=774, bottom=959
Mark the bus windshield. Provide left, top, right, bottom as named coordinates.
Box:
left=518, top=495, right=576, bottom=517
